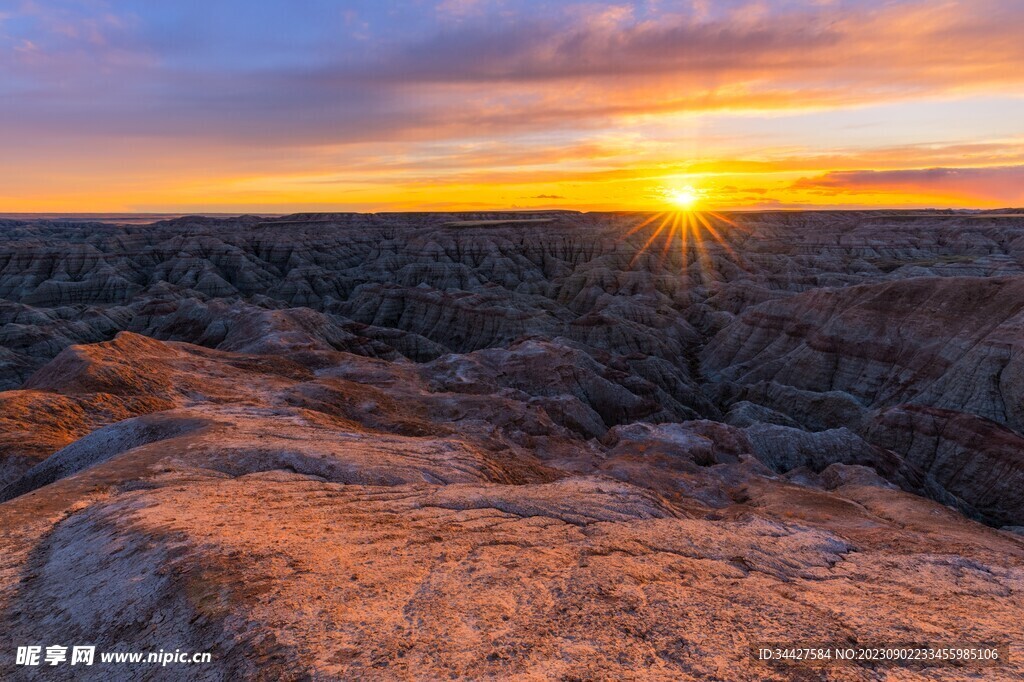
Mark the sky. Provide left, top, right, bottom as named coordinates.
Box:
left=2, top=0, right=1023, bottom=212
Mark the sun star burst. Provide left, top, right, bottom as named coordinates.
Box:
left=623, top=208, right=747, bottom=279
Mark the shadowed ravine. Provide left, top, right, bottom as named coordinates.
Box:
left=1, top=211, right=1023, bottom=680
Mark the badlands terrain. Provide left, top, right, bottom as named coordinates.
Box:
left=1, top=210, right=1023, bottom=680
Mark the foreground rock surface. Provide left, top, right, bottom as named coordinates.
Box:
left=1, top=211, right=1023, bottom=680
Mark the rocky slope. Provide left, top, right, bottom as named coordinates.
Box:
left=1, top=211, right=1023, bottom=679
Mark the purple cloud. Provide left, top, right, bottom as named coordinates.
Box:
left=792, top=166, right=1024, bottom=204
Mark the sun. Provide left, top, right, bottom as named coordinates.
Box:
left=666, top=186, right=700, bottom=210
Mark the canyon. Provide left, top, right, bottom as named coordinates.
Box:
left=1, top=210, right=1022, bottom=680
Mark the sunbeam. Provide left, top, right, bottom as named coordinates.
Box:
left=622, top=209, right=745, bottom=279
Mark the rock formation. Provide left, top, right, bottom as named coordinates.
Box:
left=1, top=211, right=1022, bottom=679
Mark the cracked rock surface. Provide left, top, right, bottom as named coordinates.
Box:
left=1, top=211, right=1023, bottom=680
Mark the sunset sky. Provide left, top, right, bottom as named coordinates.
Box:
left=2, top=0, right=1023, bottom=212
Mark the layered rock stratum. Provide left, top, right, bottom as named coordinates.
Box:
left=1, top=210, right=1023, bottom=680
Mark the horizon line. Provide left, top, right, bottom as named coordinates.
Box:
left=4, top=207, right=1024, bottom=218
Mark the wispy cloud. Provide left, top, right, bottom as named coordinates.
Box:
left=4, top=1, right=1024, bottom=141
